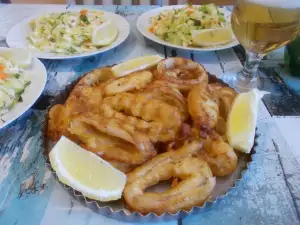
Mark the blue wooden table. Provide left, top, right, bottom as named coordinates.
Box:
left=0, top=4, right=300, bottom=225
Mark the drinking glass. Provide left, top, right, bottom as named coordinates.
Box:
left=223, top=0, right=300, bottom=92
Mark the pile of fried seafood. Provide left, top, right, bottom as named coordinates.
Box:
left=47, top=57, right=240, bottom=215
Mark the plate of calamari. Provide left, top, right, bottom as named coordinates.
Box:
left=44, top=55, right=260, bottom=221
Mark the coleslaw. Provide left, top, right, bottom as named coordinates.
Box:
left=149, top=4, right=229, bottom=47
left=27, top=9, right=112, bottom=54
left=0, top=56, right=31, bottom=116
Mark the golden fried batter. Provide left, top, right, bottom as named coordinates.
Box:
left=46, top=57, right=244, bottom=215
left=124, top=140, right=216, bottom=215
left=100, top=104, right=177, bottom=142
left=104, top=70, right=153, bottom=96
left=188, top=83, right=219, bottom=137
left=138, top=85, right=189, bottom=120
left=199, top=133, right=238, bottom=176
left=68, top=114, right=156, bottom=165
left=156, top=57, right=208, bottom=91
left=47, top=104, right=70, bottom=141
left=46, top=68, right=113, bottom=141
left=103, top=93, right=183, bottom=128
left=209, top=83, right=237, bottom=119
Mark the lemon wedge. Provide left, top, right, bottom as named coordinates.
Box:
left=226, top=89, right=261, bottom=153
left=0, top=48, right=32, bottom=68
left=112, top=55, right=163, bottom=77
left=49, top=136, right=126, bottom=201
left=191, top=28, right=233, bottom=47
left=92, top=21, right=118, bottom=46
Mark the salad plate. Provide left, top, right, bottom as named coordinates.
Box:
left=0, top=47, right=47, bottom=130
left=6, top=9, right=130, bottom=59
left=137, top=5, right=239, bottom=51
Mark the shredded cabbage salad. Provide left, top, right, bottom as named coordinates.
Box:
left=149, top=4, right=229, bottom=46
left=0, top=57, right=30, bottom=116
left=27, top=9, right=108, bottom=54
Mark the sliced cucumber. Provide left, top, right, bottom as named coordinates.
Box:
left=2, top=78, right=27, bottom=97
left=0, top=89, right=14, bottom=109
left=206, top=4, right=218, bottom=16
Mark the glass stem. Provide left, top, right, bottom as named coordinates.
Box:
left=238, top=51, right=265, bottom=80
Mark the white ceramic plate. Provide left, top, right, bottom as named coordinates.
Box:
left=137, top=5, right=239, bottom=52
left=6, top=9, right=130, bottom=59
left=0, top=48, right=47, bottom=130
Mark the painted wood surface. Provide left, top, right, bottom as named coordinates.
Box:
left=0, top=4, right=299, bottom=225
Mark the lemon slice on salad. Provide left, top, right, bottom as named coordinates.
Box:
left=49, top=136, right=127, bottom=202
left=191, top=28, right=233, bottom=47
left=226, top=89, right=263, bottom=154
left=112, top=55, right=163, bottom=77
left=0, top=48, right=32, bottom=68
left=92, top=21, right=118, bottom=46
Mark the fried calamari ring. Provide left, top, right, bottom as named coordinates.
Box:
left=199, top=133, right=238, bottom=176
left=124, top=140, right=216, bottom=215
left=156, top=57, right=208, bottom=91
left=68, top=114, right=156, bottom=165
left=209, top=83, right=237, bottom=119
left=138, top=85, right=189, bottom=121
left=103, top=70, right=153, bottom=96
left=188, top=83, right=219, bottom=137
left=76, top=67, right=114, bottom=87
left=100, top=104, right=177, bottom=142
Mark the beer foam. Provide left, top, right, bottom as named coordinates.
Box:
left=248, top=0, right=300, bottom=8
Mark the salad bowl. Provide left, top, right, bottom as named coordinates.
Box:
left=137, top=5, right=239, bottom=52
left=6, top=9, right=130, bottom=59
left=0, top=47, right=47, bottom=130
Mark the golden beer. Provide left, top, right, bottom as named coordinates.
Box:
left=231, top=0, right=300, bottom=53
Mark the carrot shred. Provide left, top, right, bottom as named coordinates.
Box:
left=186, top=11, right=193, bottom=16
left=80, top=9, right=88, bottom=15
left=0, top=73, right=7, bottom=80
left=149, top=27, right=155, bottom=33
left=0, top=64, right=5, bottom=70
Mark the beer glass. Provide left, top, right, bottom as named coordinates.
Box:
left=223, top=0, right=300, bottom=91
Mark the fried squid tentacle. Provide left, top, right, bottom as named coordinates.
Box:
left=100, top=104, right=176, bottom=142
left=68, top=114, right=156, bottom=165
left=101, top=93, right=184, bottom=142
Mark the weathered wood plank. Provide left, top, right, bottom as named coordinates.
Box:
left=274, top=117, right=300, bottom=164
left=193, top=51, right=223, bottom=78
left=165, top=48, right=192, bottom=59
left=40, top=182, right=177, bottom=225
left=216, top=48, right=243, bottom=73
left=0, top=110, right=56, bottom=225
